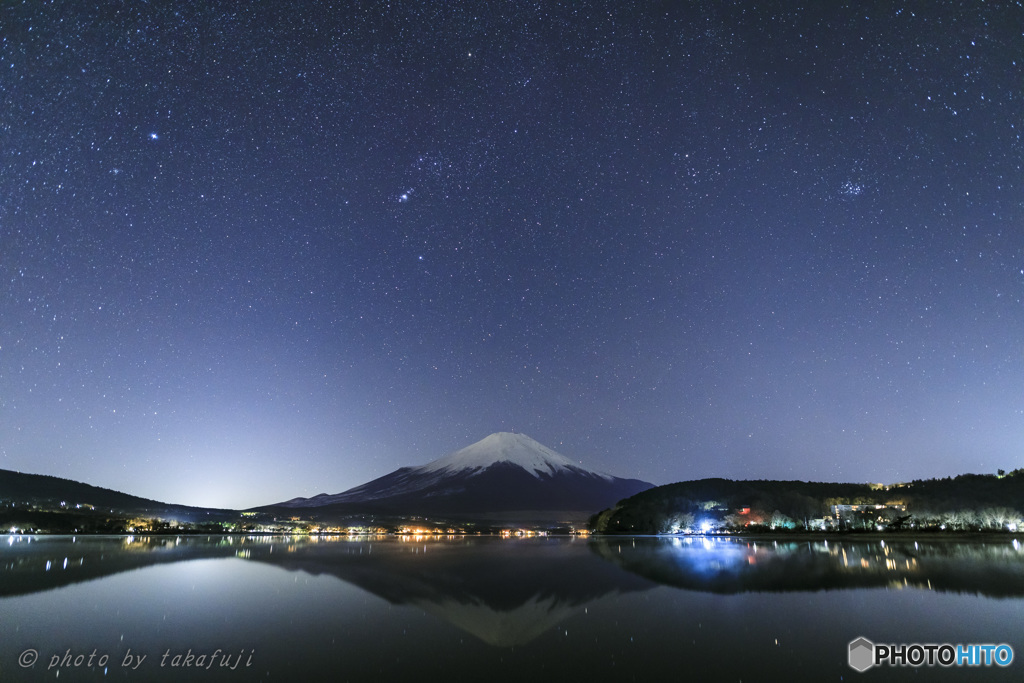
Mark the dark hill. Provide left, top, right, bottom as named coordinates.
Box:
left=0, top=468, right=233, bottom=521
left=591, top=473, right=1024, bottom=534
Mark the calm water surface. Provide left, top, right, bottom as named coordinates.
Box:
left=1, top=534, right=1022, bottom=682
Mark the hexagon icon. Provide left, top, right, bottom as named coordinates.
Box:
left=848, top=637, right=875, bottom=672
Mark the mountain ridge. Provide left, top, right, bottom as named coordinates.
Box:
left=271, top=432, right=653, bottom=515
left=0, top=468, right=236, bottom=522
left=419, top=432, right=613, bottom=480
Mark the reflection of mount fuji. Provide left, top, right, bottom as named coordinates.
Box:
left=7, top=534, right=1024, bottom=646
left=0, top=536, right=657, bottom=647
left=246, top=537, right=657, bottom=646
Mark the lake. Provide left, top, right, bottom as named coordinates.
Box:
left=1, top=534, right=1022, bottom=681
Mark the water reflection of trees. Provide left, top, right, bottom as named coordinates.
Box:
left=6, top=533, right=1024, bottom=638
left=0, top=534, right=252, bottom=597
left=0, top=535, right=658, bottom=646
left=590, top=536, right=1024, bottom=597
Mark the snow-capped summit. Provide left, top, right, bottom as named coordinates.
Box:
left=271, top=432, right=653, bottom=515
left=419, top=432, right=611, bottom=480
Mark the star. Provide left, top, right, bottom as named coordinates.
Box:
left=840, top=181, right=864, bottom=197
left=3, top=0, right=1020, bottom=510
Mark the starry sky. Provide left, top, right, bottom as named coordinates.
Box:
left=2, top=1, right=1023, bottom=509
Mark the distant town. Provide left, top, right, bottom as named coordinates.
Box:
left=589, top=470, right=1024, bottom=535
left=0, top=501, right=597, bottom=537
left=3, top=467, right=1022, bottom=537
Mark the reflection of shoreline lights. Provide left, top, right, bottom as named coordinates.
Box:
left=11, top=535, right=1024, bottom=601
left=498, top=529, right=550, bottom=538
left=33, top=556, right=87, bottom=572
left=651, top=537, right=1024, bottom=591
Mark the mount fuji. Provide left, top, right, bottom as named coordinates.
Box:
left=271, top=432, right=653, bottom=517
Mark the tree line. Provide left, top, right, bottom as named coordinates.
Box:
left=589, top=470, right=1024, bottom=534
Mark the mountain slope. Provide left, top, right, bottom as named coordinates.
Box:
left=418, top=432, right=610, bottom=480
left=0, top=468, right=174, bottom=511
left=272, top=432, right=653, bottom=515
left=0, top=468, right=234, bottom=521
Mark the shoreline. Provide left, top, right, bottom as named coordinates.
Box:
left=603, top=530, right=1024, bottom=542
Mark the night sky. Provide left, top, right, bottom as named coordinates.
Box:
left=2, top=1, right=1023, bottom=509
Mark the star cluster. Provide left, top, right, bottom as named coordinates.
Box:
left=2, top=1, right=1022, bottom=508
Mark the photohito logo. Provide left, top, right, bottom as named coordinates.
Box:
left=848, top=637, right=874, bottom=672
left=849, top=637, right=1014, bottom=671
